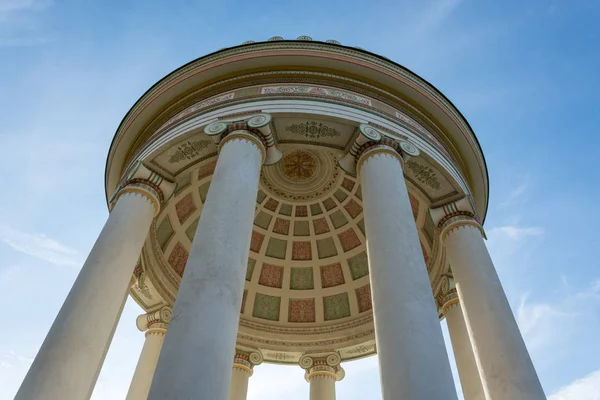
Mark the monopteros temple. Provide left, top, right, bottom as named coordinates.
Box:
left=15, top=37, right=545, bottom=400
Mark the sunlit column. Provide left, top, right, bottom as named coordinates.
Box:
left=126, top=307, right=172, bottom=400
left=228, top=349, right=263, bottom=400
left=299, top=353, right=345, bottom=400
left=343, top=124, right=457, bottom=399
left=432, top=199, right=545, bottom=399
left=15, top=163, right=174, bottom=400
left=438, top=277, right=485, bottom=400
left=148, top=114, right=281, bottom=400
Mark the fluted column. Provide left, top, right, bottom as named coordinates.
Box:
left=228, top=349, right=263, bottom=400
left=126, top=307, right=172, bottom=400
left=342, top=124, right=457, bottom=400
left=438, top=277, right=485, bottom=400
left=299, top=353, right=345, bottom=400
left=148, top=114, right=280, bottom=400
left=15, top=163, right=174, bottom=400
left=432, top=199, right=545, bottom=399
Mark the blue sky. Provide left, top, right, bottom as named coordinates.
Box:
left=1, top=0, right=599, bottom=398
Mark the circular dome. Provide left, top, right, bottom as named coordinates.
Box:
left=108, top=38, right=488, bottom=364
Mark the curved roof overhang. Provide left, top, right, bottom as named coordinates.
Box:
left=105, top=40, right=489, bottom=222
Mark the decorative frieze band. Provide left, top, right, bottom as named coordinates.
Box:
left=204, top=113, right=282, bottom=166
left=299, top=352, right=345, bottom=382
left=110, top=162, right=175, bottom=216
left=338, top=124, right=419, bottom=176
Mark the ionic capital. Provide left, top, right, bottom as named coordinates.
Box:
left=430, top=197, right=485, bottom=242
left=338, top=124, right=419, bottom=176
left=299, top=352, right=345, bottom=382
left=136, top=306, right=172, bottom=336
left=204, top=113, right=282, bottom=166
left=232, top=348, right=263, bottom=376
left=109, top=162, right=175, bottom=216
left=436, top=276, right=460, bottom=314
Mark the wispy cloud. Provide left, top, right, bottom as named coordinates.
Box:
left=0, top=0, right=51, bottom=13
left=0, top=0, right=54, bottom=47
left=0, top=350, right=32, bottom=369
left=0, top=224, right=82, bottom=266
left=489, top=225, right=544, bottom=241
left=517, top=293, right=571, bottom=350
left=548, top=368, right=600, bottom=400
left=412, top=0, right=464, bottom=36
left=499, top=183, right=529, bottom=208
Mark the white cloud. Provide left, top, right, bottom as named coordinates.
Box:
left=0, top=224, right=83, bottom=266
left=413, top=0, right=464, bottom=35
left=499, top=183, right=529, bottom=208
left=516, top=294, right=570, bottom=350
left=0, top=0, right=53, bottom=46
left=0, top=0, right=50, bottom=13
left=0, top=350, right=32, bottom=369
left=548, top=369, right=600, bottom=400
left=489, top=225, right=544, bottom=241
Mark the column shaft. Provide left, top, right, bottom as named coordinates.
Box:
left=359, top=148, right=457, bottom=399
left=228, top=368, right=250, bottom=400
left=148, top=134, right=263, bottom=400
left=445, top=224, right=545, bottom=399
left=309, top=376, right=336, bottom=400
left=445, top=303, right=485, bottom=400
left=16, top=192, right=156, bottom=400
left=126, top=330, right=166, bottom=400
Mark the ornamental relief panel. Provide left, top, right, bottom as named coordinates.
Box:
left=403, top=156, right=462, bottom=205
left=150, top=132, right=218, bottom=176
left=273, top=116, right=354, bottom=150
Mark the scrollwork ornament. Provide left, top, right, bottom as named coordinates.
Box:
left=399, top=140, right=420, bottom=157
left=299, top=354, right=314, bottom=369
left=247, top=113, right=272, bottom=128
left=204, top=121, right=228, bottom=136
left=326, top=353, right=341, bottom=366
left=359, top=124, right=382, bottom=141
left=159, top=306, right=172, bottom=324
left=249, top=351, right=264, bottom=366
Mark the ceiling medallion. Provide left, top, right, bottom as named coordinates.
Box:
left=280, top=150, right=317, bottom=181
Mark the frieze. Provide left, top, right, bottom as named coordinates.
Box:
left=156, top=92, right=235, bottom=134
left=261, top=85, right=372, bottom=106
left=406, top=160, right=441, bottom=190
left=168, top=140, right=212, bottom=164
left=285, top=121, right=341, bottom=139
left=128, top=73, right=462, bottom=177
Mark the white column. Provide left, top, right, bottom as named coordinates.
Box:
left=439, top=211, right=545, bottom=399
left=439, top=278, right=485, bottom=400
left=353, top=125, right=457, bottom=399
left=299, top=353, right=344, bottom=400
left=228, top=349, right=263, bottom=400
left=149, top=116, right=275, bottom=400
left=126, top=307, right=172, bottom=400
left=15, top=164, right=174, bottom=400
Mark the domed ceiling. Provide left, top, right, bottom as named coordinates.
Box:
left=130, top=112, right=466, bottom=362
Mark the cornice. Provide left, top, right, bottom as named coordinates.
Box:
left=105, top=40, right=488, bottom=221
